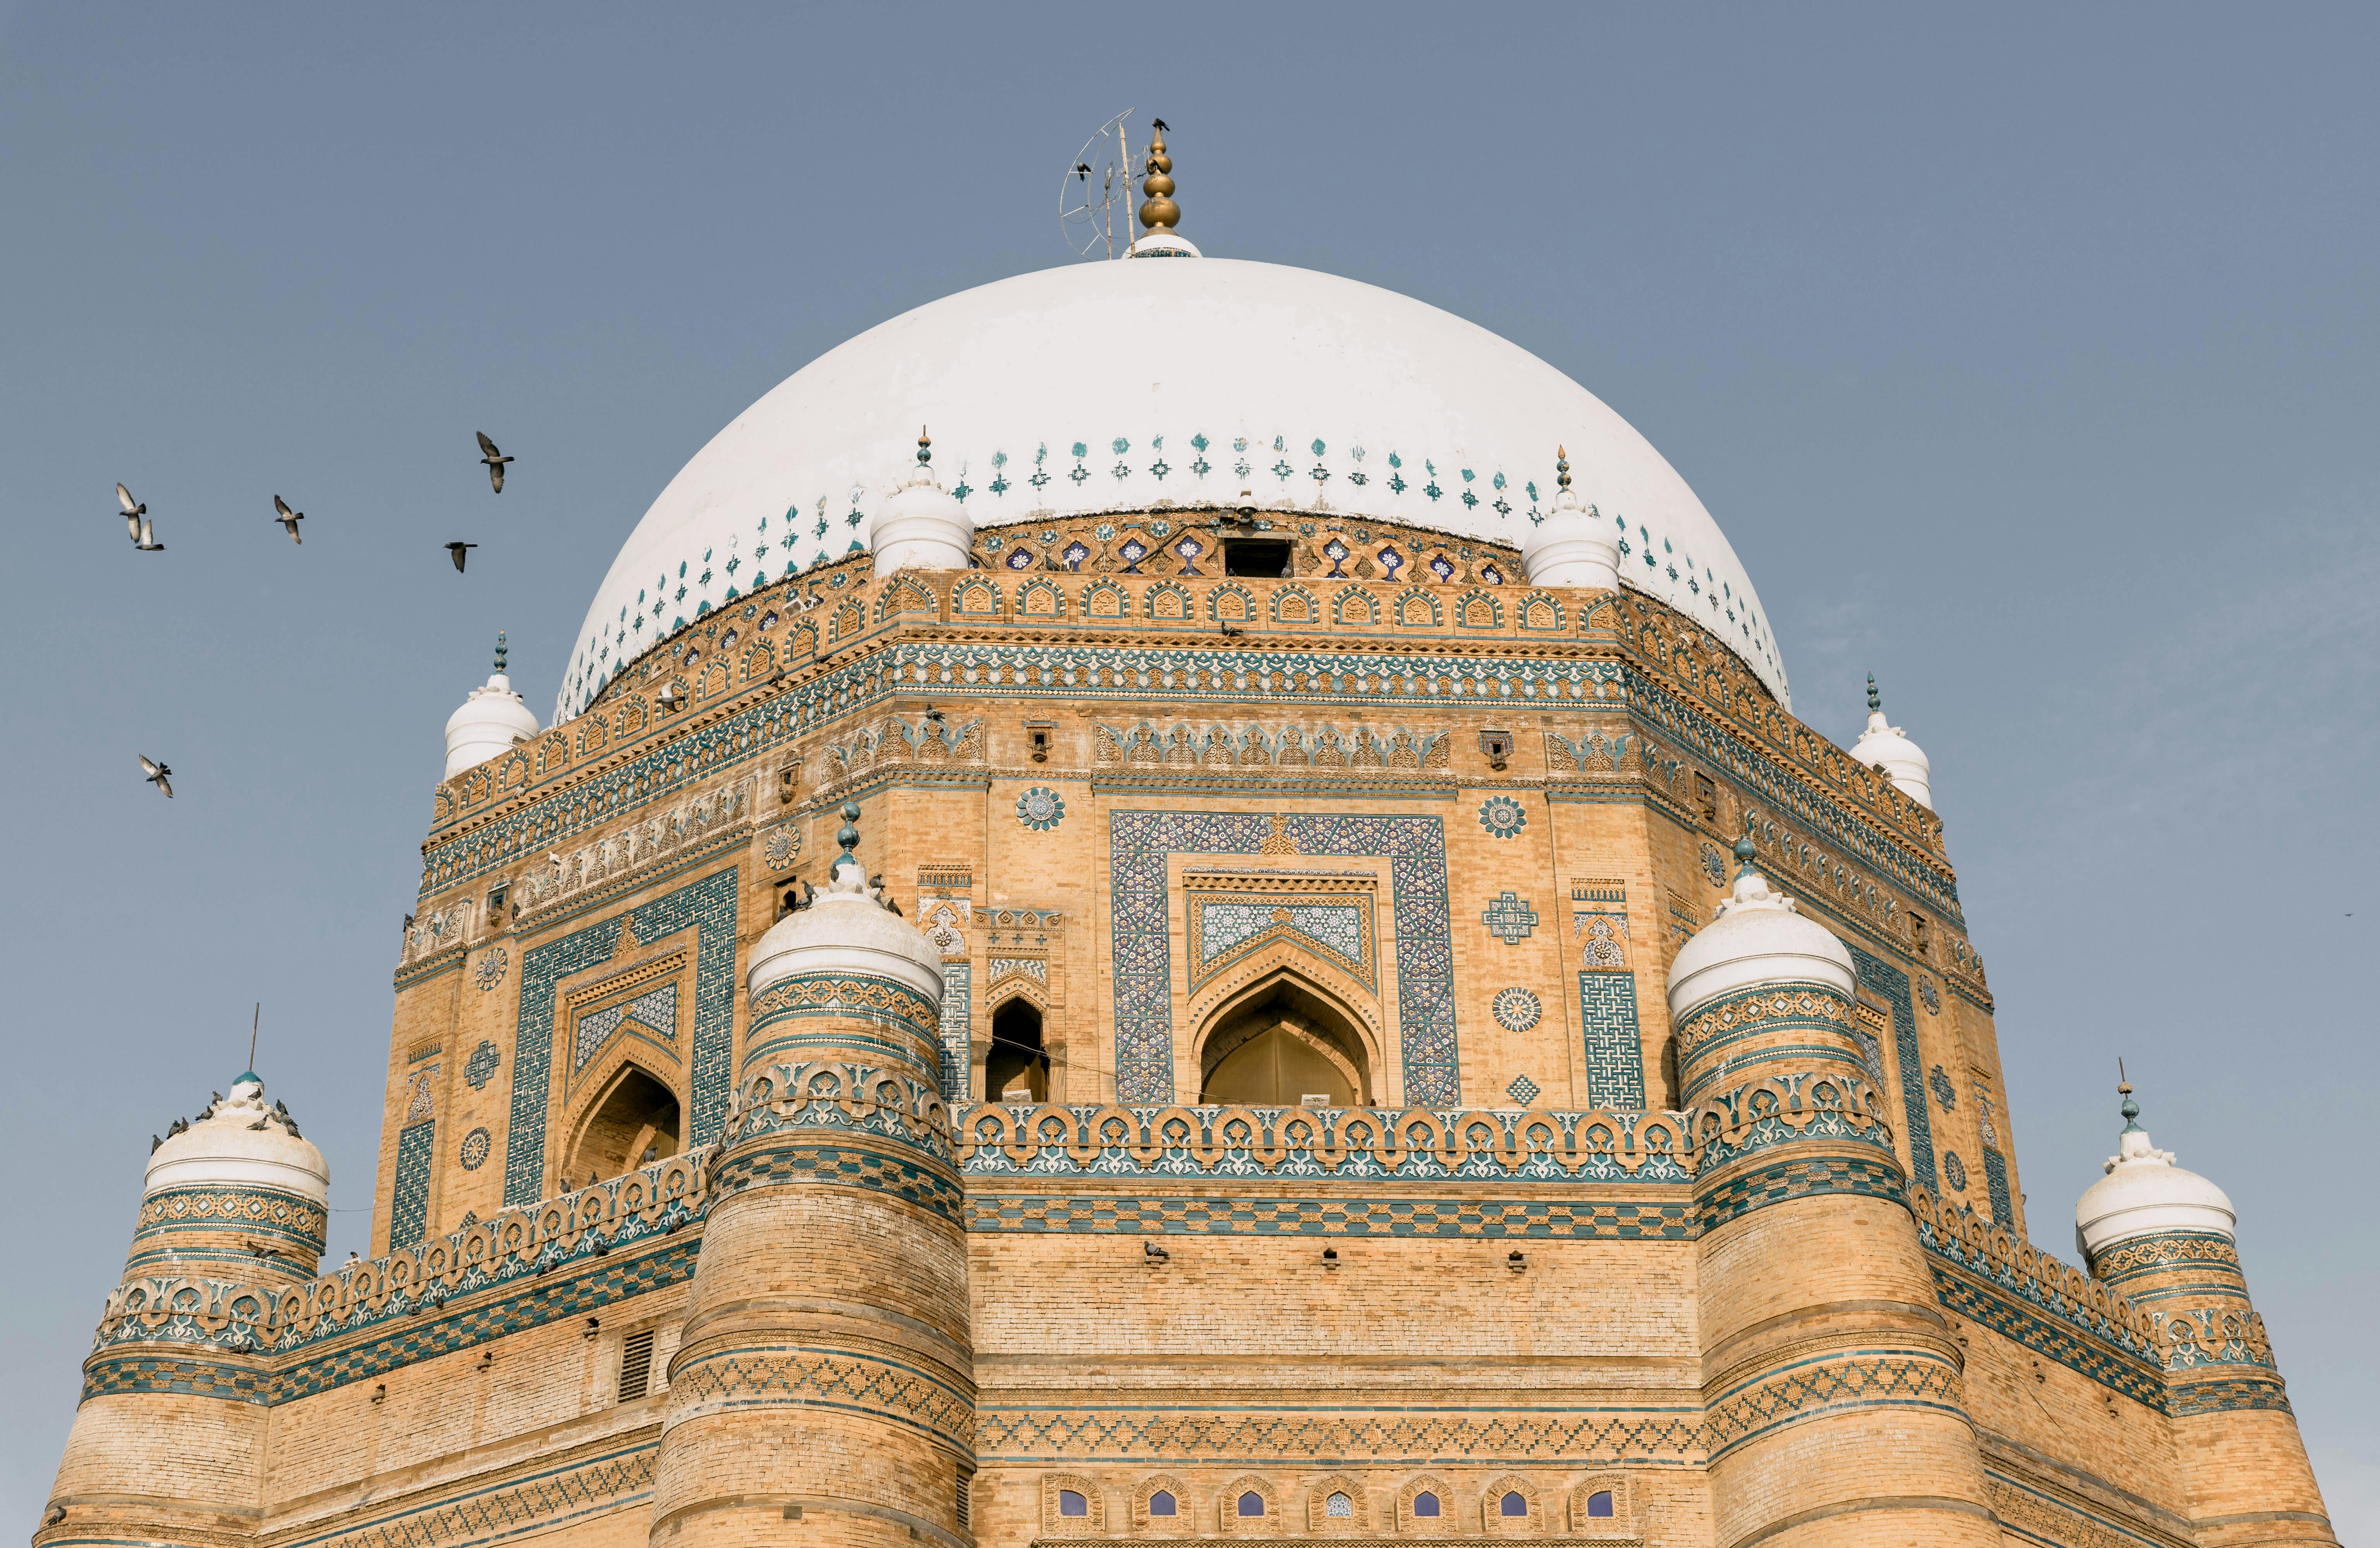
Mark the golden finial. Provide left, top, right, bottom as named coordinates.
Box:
left=1556, top=446, right=1571, bottom=491
left=1138, top=118, right=1180, bottom=233
left=916, top=426, right=932, bottom=468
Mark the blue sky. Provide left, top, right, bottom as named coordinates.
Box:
left=3, top=3, right=2373, bottom=1533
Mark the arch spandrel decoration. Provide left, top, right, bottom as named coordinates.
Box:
left=1109, top=811, right=1458, bottom=1105
left=1183, top=878, right=1377, bottom=994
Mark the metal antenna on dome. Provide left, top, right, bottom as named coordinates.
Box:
left=1059, top=109, right=1137, bottom=260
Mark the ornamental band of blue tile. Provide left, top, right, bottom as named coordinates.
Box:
left=940, top=962, right=972, bottom=1101
left=1108, top=811, right=1458, bottom=1105
left=965, top=1194, right=1693, bottom=1238
left=1982, top=1145, right=2014, bottom=1227
left=506, top=868, right=739, bottom=1205
left=389, top=1120, right=436, bottom=1249
left=1846, top=945, right=1937, bottom=1192
left=1576, top=972, right=1648, bottom=1109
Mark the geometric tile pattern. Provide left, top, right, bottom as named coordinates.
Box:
left=390, top=1119, right=436, bottom=1250
left=82, top=1356, right=268, bottom=1406
left=2168, top=1372, right=2294, bottom=1417
left=1492, top=988, right=1542, bottom=1032
left=1847, top=945, right=1939, bottom=1192
left=711, top=1140, right=966, bottom=1226
left=1480, top=891, right=1539, bottom=944
left=572, top=983, right=677, bottom=1072
left=1194, top=898, right=1369, bottom=977
left=1923, top=1260, right=2167, bottom=1409
left=1982, top=1146, right=2015, bottom=1229
left=667, top=1346, right=973, bottom=1450
left=975, top=1406, right=1706, bottom=1465
left=1575, top=972, right=1647, bottom=1108
left=939, top=963, right=972, bottom=1102
left=304, top=1443, right=656, bottom=1548
left=1703, top=1352, right=1966, bottom=1461
left=1694, top=1154, right=1906, bottom=1233
left=963, top=1194, right=1695, bottom=1239
left=507, top=867, right=738, bottom=1205
left=1109, top=811, right=1458, bottom=1104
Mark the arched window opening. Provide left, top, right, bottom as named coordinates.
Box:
left=1148, top=1491, right=1177, bottom=1518
left=1586, top=1491, right=1614, bottom=1519
left=565, top=1065, right=680, bottom=1186
left=1412, top=1494, right=1441, bottom=1519
left=1058, top=1491, right=1088, bottom=1518
left=1199, top=978, right=1371, bottom=1106
left=985, top=999, right=1048, bottom=1102
left=1237, top=1493, right=1266, bottom=1519
left=1326, top=1493, right=1353, bottom=1519
left=1499, top=1492, right=1527, bottom=1518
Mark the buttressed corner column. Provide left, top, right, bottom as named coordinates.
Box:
left=2077, top=1085, right=2335, bottom=1545
left=1675, top=840, right=1997, bottom=1548
left=650, top=803, right=975, bottom=1548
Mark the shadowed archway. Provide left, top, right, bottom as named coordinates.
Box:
left=1196, top=975, right=1373, bottom=1106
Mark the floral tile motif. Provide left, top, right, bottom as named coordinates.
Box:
left=1918, top=977, right=1942, bottom=1014
left=1492, top=987, right=1543, bottom=1033
left=1943, top=1150, right=1968, bottom=1192
left=474, top=948, right=509, bottom=992
left=764, top=825, right=800, bottom=871
left=1480, top=891, right=1539, bottom=943
left=1016, top=787, right=1066, bottom=831
left=1700, top=843, right=1727, bottom=888
left=1108, top=811, right=1457, bottom=1105
left=1477, top=795, right=1527, bottom=840
left=459, top=1127, right=492, bottom=1171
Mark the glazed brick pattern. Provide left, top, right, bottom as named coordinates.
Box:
left=965, top=1193, right=1694, bottom=1238
left=1847, top=944, right=1938, bottom=1191
left=388, top=1120, right=436, bottom=1249
left=1575, top=971, right=1647, bottom=1108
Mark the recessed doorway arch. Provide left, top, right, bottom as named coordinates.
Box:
left=1195, top=972, right=1374, bottom=1106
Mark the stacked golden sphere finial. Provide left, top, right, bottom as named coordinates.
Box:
left=1556, top=445, right=1571, bottom=491
left=1138, top=118, right=1180, bottom=233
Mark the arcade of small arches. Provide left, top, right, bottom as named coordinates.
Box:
left=1039, top=1471, right=1632, bottom=1535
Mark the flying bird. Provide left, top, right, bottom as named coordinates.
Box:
left=117, top=483, right=146, bottom=540
left=445, top=541, right=477, bottom=573
left=272, top=495, right=304, bottom=544
left=476, top=431, right=513, bottom=493
left=138, top=754, right=173, bottom=798
left=134, top=512, right=164, bottom=551
left=656, top=682, right=684, bottom=709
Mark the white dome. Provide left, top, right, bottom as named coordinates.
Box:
left=560, top=257, right=1786, bottom=720
left=2076, top=1097, right=2236, bottom=1260
left=868, top=441, right=973, bottom=579
left=444, top=639, right=541, bottom=780
left=1667, top=843, right=1856, bottom=1020
left=747, top=818, right=947, bottom=1008
left=1850, top=679, right=1933, bottom=810
left=147, top=1074, right=328, bottom=1207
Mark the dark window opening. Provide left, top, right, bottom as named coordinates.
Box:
left=1500, top=1492, right=1528, bottom=1518
left=986, top=998, right=1048, bottom=1102
left=1148, top=1491, right=1177, bottom=1518
left=618, top=1328, right=656, bottom=1402
left=1412, top=1493, right=1440, bottom=1519
left=1059, top=1490, right=1088, bottom=1518
left=567, top=1066, right=681, bottom=1186
left=1237, top=1493, right=1265, bottom=1518
left=1695, top=771, right=1719, bottom=822
left=1586, top=1491, right=1615, bottom=1519
left=1910, top=910, right=1932, bottom=958
left=1223, top=540, right=1293, bottom=578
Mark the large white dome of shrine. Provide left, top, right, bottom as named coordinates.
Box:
left=561, top=256, right=1785, bottom=720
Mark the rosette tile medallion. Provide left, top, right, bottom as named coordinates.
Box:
left=1016, top=785, right=1066, bottom=830
left=43, top=126, right=2341, bottom=1548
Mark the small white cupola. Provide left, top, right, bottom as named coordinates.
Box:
left=746, top=801, right=947, bottom=1006
left=444, top=632, right=541, bottom=779
left=869, top=430, right=974, bottom=579
left=2075, top=1076, right=2236, bottom=1262
left=1521, top=447, right=1622, bottom=591
left=1666, top=838, right=1857, bottom=1020
left=1849, top=674, right=1934, bottom=810
left=148, top=1071, right=328, bottom=1207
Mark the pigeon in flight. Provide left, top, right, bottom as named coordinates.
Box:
left=656, top=681, right=684, bottom=709
left=446, top=541, right=477, bottom=573
left=117, top=483, right=146, bottom=541
left=139, top=754, right=173, bottom=798
left=476, top=432, right=513, bottom=493
left=272, top=495, right=304, bottom=545
left=134, top=512, right=163, bottom=551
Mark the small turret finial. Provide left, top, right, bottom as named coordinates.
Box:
left=1556, top=446, right=1571, bottom=491
left=832, top=799, right=862, bottom=874
left=916, top=427, right=931, bottom=468
left=2118, top=1058, right=2142, bottom=1132
left=1138, top=120, right=1180, bottom=233
left=1732, top=835, right=1759, bottom=878
left=1866, top=672, right=1880, bottom=712
left=494, top=631, right=509, bottom=674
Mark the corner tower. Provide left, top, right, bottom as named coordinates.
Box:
left=649, top=804, right=975, bottom=1546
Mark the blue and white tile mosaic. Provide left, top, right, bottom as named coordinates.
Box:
left=1015, top=787, right=1066, bottom=831
left=1492, top=987, right=1543, bottom=1033
left=474, top=948, right=509, bottom=992
left=1504, top=1073, right=1541, bottom=1106
left=458, top=1128, right=492, bottom=1171
left=1480, top=891, right=1539, bottom=944
left=572, top=984, right=678, bottom=1073
left=1576, top=972, right=1648, bottom=1109
left=1477, top=795, right=1528, bottom=840
left=464, top=1040, right=501, bottom=1090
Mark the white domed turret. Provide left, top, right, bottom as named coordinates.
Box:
left=747, top=801, right=947, bottom=1006
left=1667, top=838, right=1857, bottom=1018
left=868, top=432, right=973, bottom=579
left=1522, top=446, right=1622, bottom=591
left=1850, top=674, right=1934, bottom=810
left=146, top=1071, right=328, bottom=1206
left=443, top=632, right=541, bottom=779
left=2076, top=1081, right=2235, bottom=1260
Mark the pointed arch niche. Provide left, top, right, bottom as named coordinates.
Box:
left=562, top=1063, right=682, bottom=1186
left=1195, top=972, right=1376, bottom=1107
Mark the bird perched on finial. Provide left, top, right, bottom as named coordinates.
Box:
left=138, top=754, right=173, bottom=798
left=1139, top=120, right=1179, bottom=232
left=476, top=431, right=512, bottom=493
left=116, top=482, right=146, bottom=540
left=445, top=541, right=477, bottom=572
left=272, top=494, right=304, bottom=544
